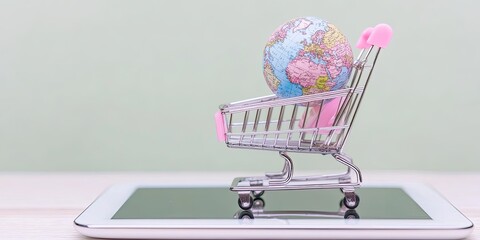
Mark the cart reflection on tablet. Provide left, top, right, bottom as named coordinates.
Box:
left=215, top=24, right=393, bottom=210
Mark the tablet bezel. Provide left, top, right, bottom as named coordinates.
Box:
left=74, top=182, right=473, bottom=238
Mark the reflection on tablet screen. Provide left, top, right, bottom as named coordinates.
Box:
left=112, top=187, right=430, bottom=220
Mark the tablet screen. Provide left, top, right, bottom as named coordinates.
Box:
left=112, top=187, right=430, bottom=220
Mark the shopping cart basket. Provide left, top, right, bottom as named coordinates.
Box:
left=215, top=24, right=392, bottom=210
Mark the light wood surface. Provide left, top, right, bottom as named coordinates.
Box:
left=0, top=172, right=478, bottom=239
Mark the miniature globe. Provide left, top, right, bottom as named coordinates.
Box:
left=263, top=17, right=354, bottom=98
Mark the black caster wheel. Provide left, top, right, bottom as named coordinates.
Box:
left=238, top=196, right=254, bottom=210
left=252, top=190, right=265, bottom=198
left=238, top=211, right=254, bottom=219
left=342, top=194, right=360, bottom=209
left=252, top=197, right=265, bottom=209
left=344, top=210, right=360, bottom=219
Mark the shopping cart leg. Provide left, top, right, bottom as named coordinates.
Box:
left=333, top=153, right=362, bottom=184
left=265, top=159, right=289, bottom=179
left=332, top=153, right=362, bottom=209
left=269, top=152, right=294, bottom=186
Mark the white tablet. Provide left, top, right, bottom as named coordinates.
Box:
left=74, top=182, right=473, bottom=239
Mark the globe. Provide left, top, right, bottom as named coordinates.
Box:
left=263, top=17, right=354, bottom=98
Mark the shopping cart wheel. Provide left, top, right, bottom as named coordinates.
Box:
left=342, top=194, right=360, bottom=209
left=252, top=197, right=265, bottom=209
left=238, top=196, right=254, bottom=210
left=238, top=210, right=254, bottom=219
left=252, top=190, right=265, bottom=198
left=344, top=210, right=360, bottom=219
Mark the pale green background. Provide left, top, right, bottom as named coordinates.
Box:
left=0, top=0, right=479, bottom=171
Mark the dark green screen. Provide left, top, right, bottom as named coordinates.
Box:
left=112, top=187, right=430, bottom=220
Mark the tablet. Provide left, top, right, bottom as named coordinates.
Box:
left=74, top=182, right=473, bottom=239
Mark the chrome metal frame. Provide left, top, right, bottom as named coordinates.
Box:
left=218, top=42, right=385, bottom=210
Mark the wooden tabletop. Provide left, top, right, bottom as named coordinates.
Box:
left=0, top=172, right=478, bottom=239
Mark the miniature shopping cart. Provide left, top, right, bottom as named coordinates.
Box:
left=215, top=24, right=392, bottom=210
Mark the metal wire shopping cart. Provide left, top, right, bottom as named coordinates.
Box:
left=215, top=24, right=392, bottom=210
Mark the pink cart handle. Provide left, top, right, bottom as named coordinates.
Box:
left=367, top=24, right=393, bottom=48
left=215, top=111, right=226, bottom=142
left=356, top=27, right=374, bottom=49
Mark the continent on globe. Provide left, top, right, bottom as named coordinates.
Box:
left=263, top=17, right=353, bottom=98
